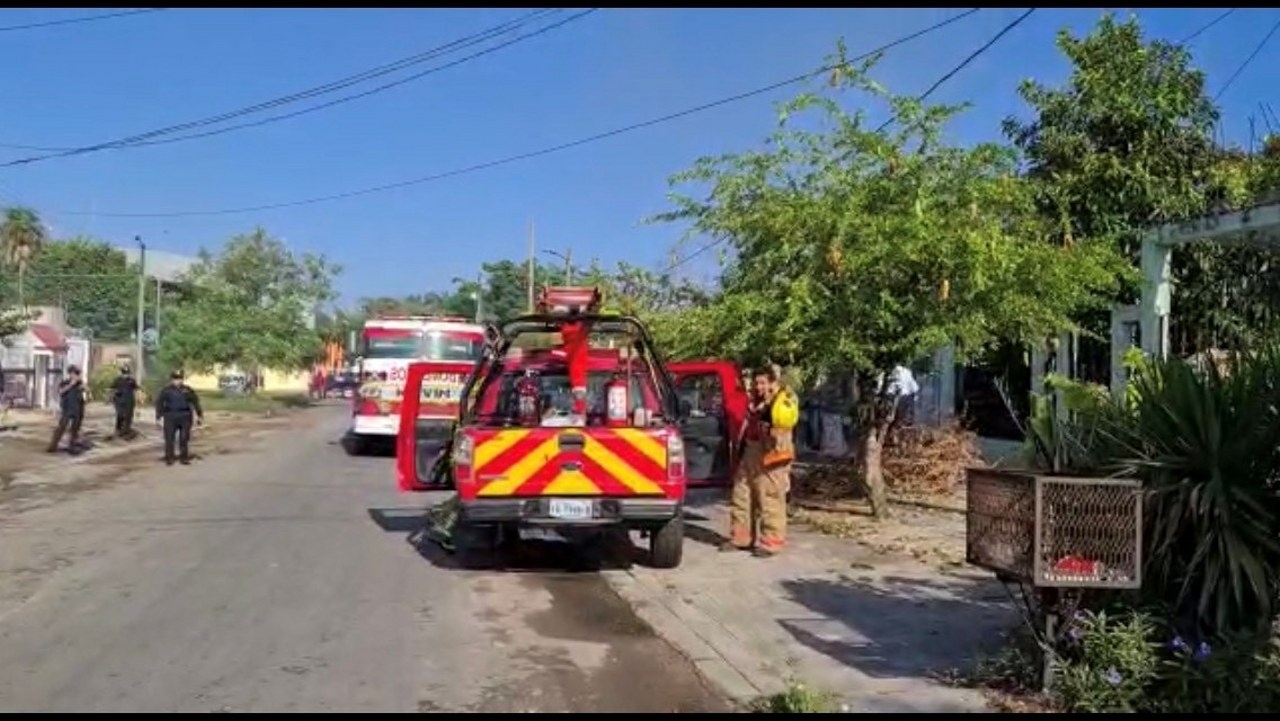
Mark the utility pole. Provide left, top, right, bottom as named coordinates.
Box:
left=155, top=276, right=162, bottom=337
left=541, top=247, right=574, bottom=284
left=135, top=236, right=146, bottom=382
left=474, top=272, right=484, bottom=323
left=526, top=218, right=536, bottom=312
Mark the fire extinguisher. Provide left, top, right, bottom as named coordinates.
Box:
left=606, top=373, right=629, bottom=428
left=516, top=369, right=541, bottom=425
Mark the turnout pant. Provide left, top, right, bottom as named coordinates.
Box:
left=114, top=403, right=135, bottom=436
left=163, top=413, right=194, bottom=462
left=727, top=443, right=791, bottom=553
left=48, top=411, right=83, bottom=451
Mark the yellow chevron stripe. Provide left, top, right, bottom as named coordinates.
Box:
left=476, top=437, right=558, bottom=497
left=472, top=429, right=531, bottom=469
left=611, top=428, right=667, bottom=467
left=583, top=436, right=664, bottom=495
left=542, top=471, right=602, bottom=495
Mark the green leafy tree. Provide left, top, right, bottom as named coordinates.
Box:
left=160, top=228, right=340, bottom=377
left=14, top=237, right=136, bottom=340
left=655, top=48, right=1124, bottom=517
left=1005, top=14, right=1280, bottom=352
left=316, top=307, right=362, bottom=349
left=0, top=307, right=32, bottom=343
left=355, top=291, right=473, bottom=320
left=0, top=206, right=49, bottom=306
left=473, top=259, right=539, bottom=322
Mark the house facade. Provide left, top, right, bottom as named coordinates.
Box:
left=0, top=306, right=89, bottom=410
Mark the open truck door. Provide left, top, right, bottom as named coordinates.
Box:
left=395, top=361, right=473, bottom=492
left=667, top=361, right=746, bottom=487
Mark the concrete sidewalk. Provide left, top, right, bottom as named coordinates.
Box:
left=605, top=496, right=1015, bottom=712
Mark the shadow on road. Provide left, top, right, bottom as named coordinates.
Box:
left=367, top=505, right=640, bottom=574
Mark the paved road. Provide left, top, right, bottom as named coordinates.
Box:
left=0, top=406, right=729, bottom=713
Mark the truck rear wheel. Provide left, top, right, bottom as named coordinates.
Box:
left=648, top=514, right=684, bottom=569
left=344, top=434, right=368, bottom=456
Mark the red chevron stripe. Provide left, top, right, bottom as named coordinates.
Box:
left=576, top=454, right=633, bottom=496
left=593, top=431, right=666, bottom=478
left=474, top=433, right=549, bottom=476
left=511, top=458, right=565, bottom=496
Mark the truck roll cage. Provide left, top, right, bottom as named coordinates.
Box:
left=457, top=312, right=682, bottom=424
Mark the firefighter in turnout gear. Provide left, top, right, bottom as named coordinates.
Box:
left=155, top=370, right=204, bottom=465
left=722, top=365, right=799, bottom=557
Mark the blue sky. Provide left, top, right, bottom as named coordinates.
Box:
left=0, top=8, right=1274, bottom=307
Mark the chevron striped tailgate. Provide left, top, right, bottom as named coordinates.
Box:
left=469, top=428, right=669, bottom=497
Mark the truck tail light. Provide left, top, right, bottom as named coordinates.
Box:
left=452, top=433, right=474, bottom=485
left=666, top=433, right=685, bottom=482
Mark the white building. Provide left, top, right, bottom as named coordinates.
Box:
left=0, top=306, right=90, bottom=410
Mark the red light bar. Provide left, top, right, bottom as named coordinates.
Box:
left=538, top=286, right=603, bottom=315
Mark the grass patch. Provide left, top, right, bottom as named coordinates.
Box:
left=751, top=683, right=839, bottom=713
left=200, top=391, right=314, bottom=415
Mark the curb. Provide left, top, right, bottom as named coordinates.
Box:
left=602, top=568, right=785, bottom=707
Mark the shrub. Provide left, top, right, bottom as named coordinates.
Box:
left=752, top=683, right=837, bottom=713
left=1150, top=631, right=1280, bottom=712
left=1105, top=345, right=1280, bottom=636
left=1051, top=610, right=1160, bottom=713
left=973, top=345, right=1280, bottom=713
left=88, top=364, right=121, bottom=403
left=1044, top=608, right=1280, bottom=713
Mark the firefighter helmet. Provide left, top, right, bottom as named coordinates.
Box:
left=769, top=389, right=800, bottom=430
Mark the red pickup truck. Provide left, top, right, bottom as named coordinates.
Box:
left=395, top=288, right=745, bottom=568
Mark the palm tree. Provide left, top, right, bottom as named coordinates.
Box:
left=0, top=206, right=49, bottom=307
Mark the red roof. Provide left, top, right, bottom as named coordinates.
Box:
left=29, top=323, right=68, bottom=351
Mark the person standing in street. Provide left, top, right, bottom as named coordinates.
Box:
left=154, top=370, right=204, bottom=466
left=110, top=365, right=139, bottom=440
left=721, top=365, right=800, bottom=557
left=47, top=365, right=86, bottom=454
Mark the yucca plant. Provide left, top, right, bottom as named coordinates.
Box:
left=1023, top=373, right=1118, bottom=475
left=1101, top=345, right=1280, bottom=636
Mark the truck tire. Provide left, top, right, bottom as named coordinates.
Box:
left=648, top=514, right=684, bottom=569
left=454, top=522, right=500, bottom=571
left=343, top=434, right=368, bottom=456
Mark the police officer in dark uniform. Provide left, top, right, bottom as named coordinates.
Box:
left=111, top=365, right=139, bottom=440
left=47, top=365, right=86, bottom=454
left=154, top=370, right=204, bottom=466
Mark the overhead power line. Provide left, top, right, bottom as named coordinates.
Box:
left=1214, top=16, right=1280, bottom=101
left=0, top=8, right=164, bottom=34
left=877, top=7, right=1035, bottom=133
left=678, top=8, right=1032, bottom=276
left=915, top=8, right=1035, bottom=104
left=53, top=9, right=982, bottom=220
left=74, top=9, right=599, bottom=152
left=0, top=10, right=554, bottom=153
left=0, top=9, right=587, bottom=162
left=1180, top=9, right=1235, bottom=44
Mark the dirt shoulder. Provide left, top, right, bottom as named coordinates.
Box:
left=0, top=401, right=325, bottom=510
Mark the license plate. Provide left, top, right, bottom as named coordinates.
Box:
left=547, top=499, right=593, bottom=520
